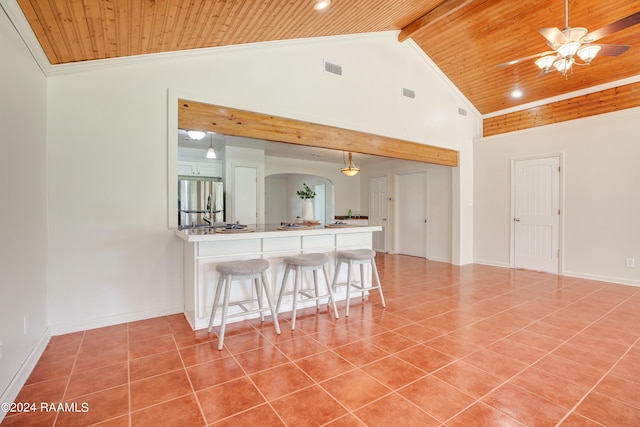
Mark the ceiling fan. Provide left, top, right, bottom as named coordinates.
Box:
left=498, top=0, right=640, bottom=78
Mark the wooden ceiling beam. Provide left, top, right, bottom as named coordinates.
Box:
left=178, top=100, right=458, bottom=167
left=482, top=81, right=640, bottom=137
left=398, top=0, right=476, bottom=42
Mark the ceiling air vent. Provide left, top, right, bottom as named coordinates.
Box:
left=324, top=61, right=343, bottom=76
left=402, top=88, right=416, bottom=99
left=458, top=107, right=468, bottom=116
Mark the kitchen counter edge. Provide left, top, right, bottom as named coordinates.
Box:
left=175, top=225, right=382, bottom=242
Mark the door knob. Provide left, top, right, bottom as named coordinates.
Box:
left=514, top=218, right=521, bottom=222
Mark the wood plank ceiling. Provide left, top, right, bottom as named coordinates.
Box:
left=15, top=0, right=439, bottom=64
left=15, top=0, right=640, bottom=119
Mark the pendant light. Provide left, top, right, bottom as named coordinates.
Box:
left=341, top=152, right=360, bottom=176
left=186, top=130, right=206, bottom=140
left=205, top=134, right=216, bottom=159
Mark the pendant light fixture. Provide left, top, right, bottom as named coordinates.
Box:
left=186, top=130, right=206, bottom=140
left=341, top=152, right=360, bottom=176
left=205, top=134, right=216, bottom=159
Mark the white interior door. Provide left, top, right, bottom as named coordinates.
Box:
left=369, top=176, right=388, bottom=252
left=513, top=157, right=560, bottom=274
left=396, top=172, right=428, bottom=258
left=234, top=166, right=257, bottom=225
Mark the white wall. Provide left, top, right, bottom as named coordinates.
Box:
left=292, top=175, right=332, bottom=223
left=474, top=107, right=640, bottom=286
left=266, top=155, right=355, bottom=218
left=43, top=32, right=477, bottom=333
left=359, top=158, right=453, bottom=262
left=0, top=7, right=49, bottom=416
left=265, top=175, right=289, bottom=224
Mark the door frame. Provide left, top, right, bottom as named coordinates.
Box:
left=510, top=153, right=565, bottom=274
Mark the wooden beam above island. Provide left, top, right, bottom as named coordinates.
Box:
left=176, top=225, right=382, bottom=330
left=178, top=100, right=458, bottom=167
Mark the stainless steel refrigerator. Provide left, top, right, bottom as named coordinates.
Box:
left=178, top=177, right=224, bottom=228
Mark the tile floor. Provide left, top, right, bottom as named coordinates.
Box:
left=2, top=254, right=640, bottom=426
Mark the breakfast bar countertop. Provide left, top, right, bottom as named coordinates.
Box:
left=177, top=223, right=382, bottom=329
left=175, top=224, right=382, bottom=242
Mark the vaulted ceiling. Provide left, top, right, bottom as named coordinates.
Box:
left=12, top=0, right=640, bottom=116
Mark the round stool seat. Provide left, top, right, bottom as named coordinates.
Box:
left=337, top=249, right=376, bottom=261
left=216, top=259, right=269, bottom=276
left=283, top=253, right=329, bottom=267
left=209, top=258, right=280, bottom=350
left=333, top=248, right=384, bottom=317
left=277, top=252, right=338, bottom=329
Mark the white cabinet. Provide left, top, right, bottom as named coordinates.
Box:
left=177, top=161, right=197, bottom=176
left=178, top=226, right=381, bottom=330
left=178, top=160, right=222, bottom=178
left=197, top=162, right=221, bottom=177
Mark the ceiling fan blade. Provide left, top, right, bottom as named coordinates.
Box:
left=583, top=11, right=640, bottom=42
left=538, top=27, right=567, bottom=46
left=596, top=44, right=631, bottom=56
left=496, top=51, right=555, bottom=68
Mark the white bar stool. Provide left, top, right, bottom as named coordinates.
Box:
left=276, top=253, right=339, bottom=330
left=331, top=249, right=386, bottom=316
left=208, top=258, right=281, bottom=350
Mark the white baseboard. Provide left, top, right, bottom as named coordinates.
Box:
left=473, top=259, right=511, bottom=268
left=562, top=270, right=640, bottom=288
left=49, top=305, right=184, bottom=336
left=472, top=260, right=639, bottom=288
left=0, top=328, right=51, bottom=423
left=427, top=256, right=452, bottom=264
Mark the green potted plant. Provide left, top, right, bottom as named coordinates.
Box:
left=296, top=182, right=316, bottom=199
left=297, top=182, right=316, bottom=220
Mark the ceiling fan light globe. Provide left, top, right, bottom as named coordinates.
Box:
left=557, top=41, right=580, bottom=58
left=535, top=55, right=556, bottom=70
left=562, top=27, right=588, bottom=43
left=577, top=45, right=601, bottom=64
left=553, top=58, right=573, bottom=74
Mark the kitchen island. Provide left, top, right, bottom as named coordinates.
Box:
left=176, top=224, right=382, bottom=329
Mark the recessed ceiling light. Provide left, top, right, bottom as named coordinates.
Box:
left=510, top=89, right=523, bottom=98
left=314, top=0, right=331, bottom=10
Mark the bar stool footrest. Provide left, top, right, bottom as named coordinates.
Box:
left=348, top=283, right=379, bottom=292
left=218, top=299, right=273, bottom=320
left=277, top=290, right=332, bottom=306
